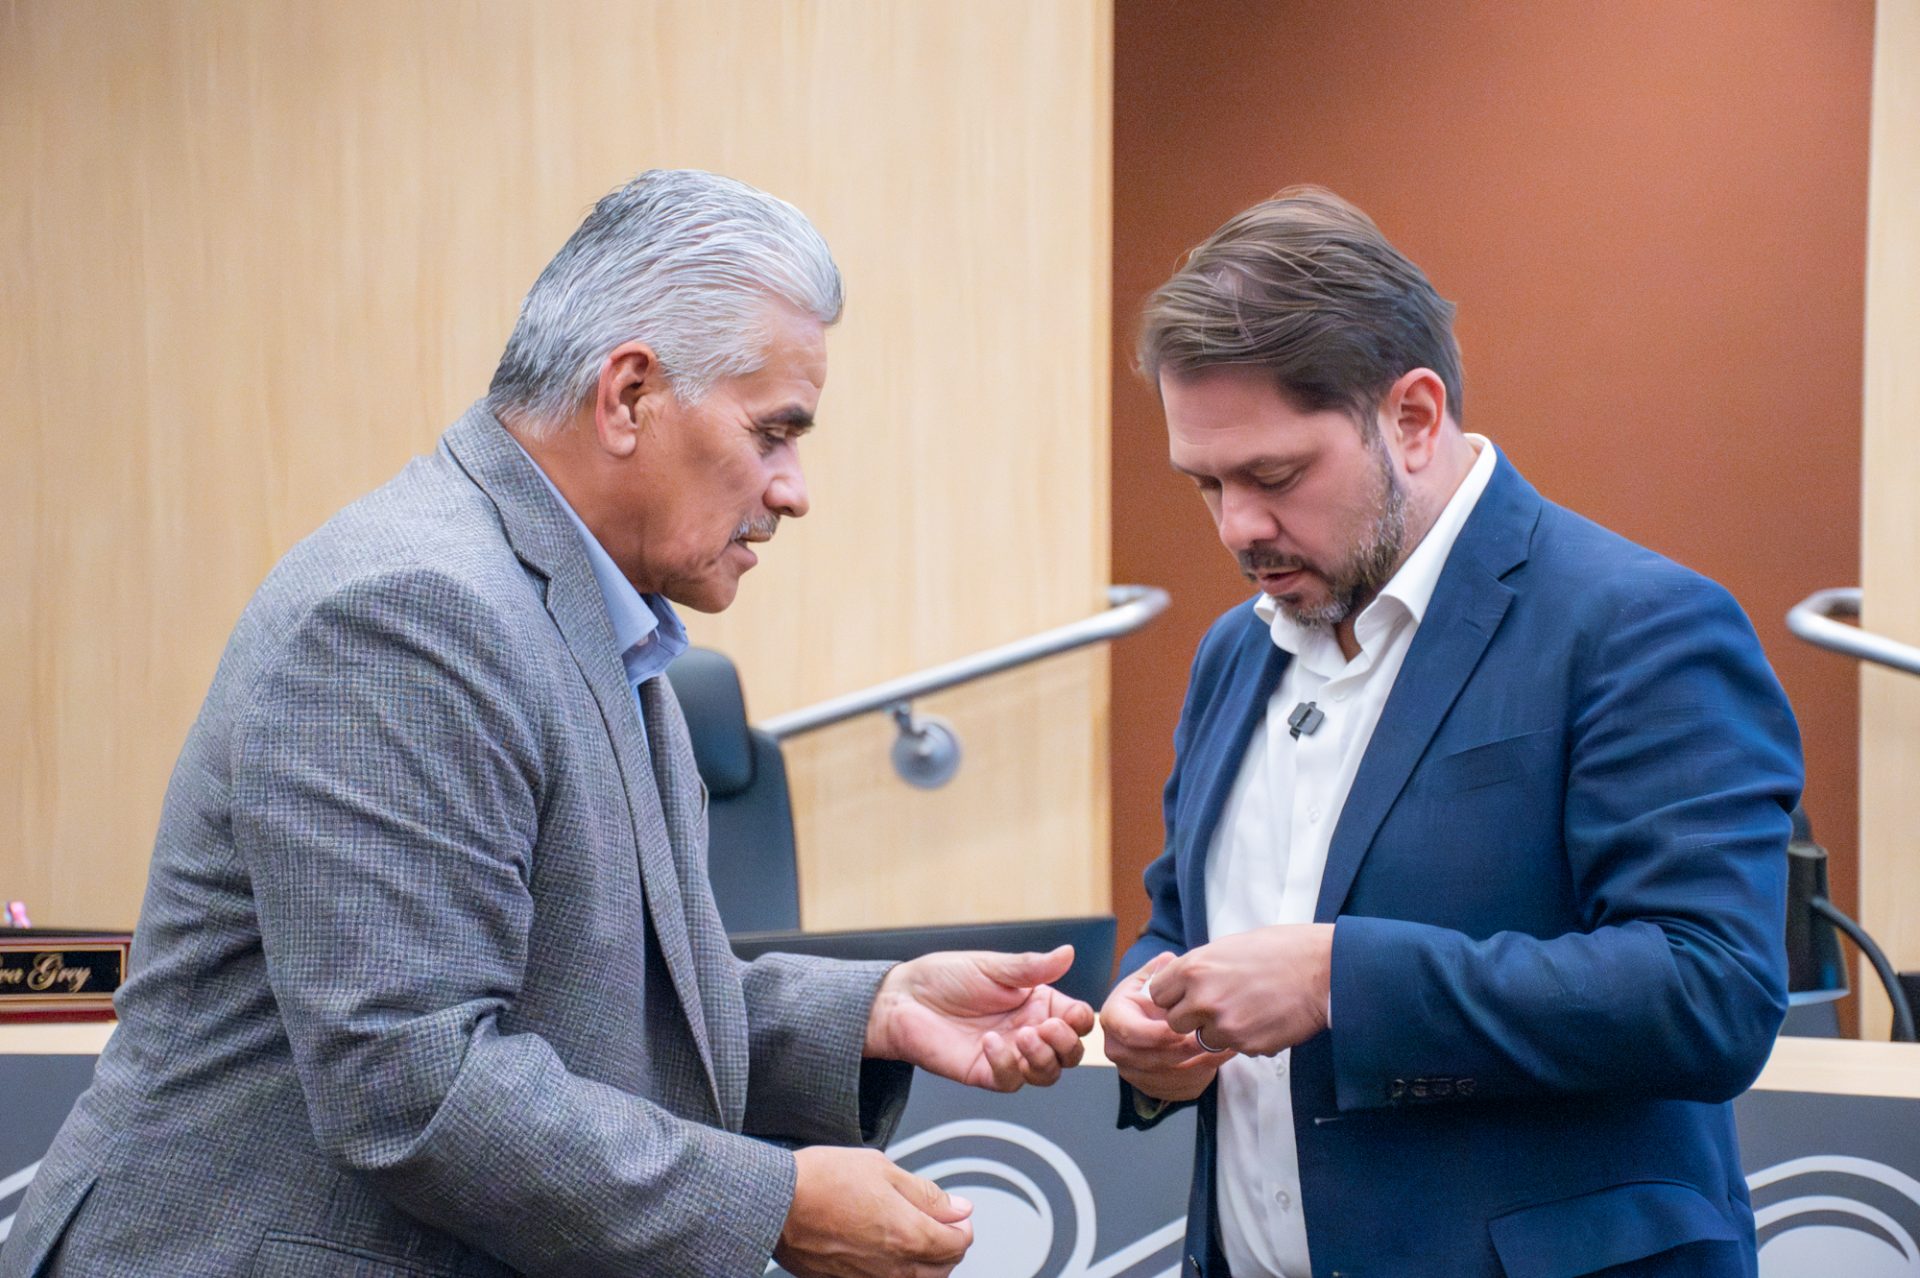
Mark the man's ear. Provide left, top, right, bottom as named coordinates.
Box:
left=1381, top=368, right=1448, bottom=473
left=593, top=341, right=667, bottom=459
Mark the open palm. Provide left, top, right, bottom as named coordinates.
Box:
left=868, top=946, right=1097, bottom=1092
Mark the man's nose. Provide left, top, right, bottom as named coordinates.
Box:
left=1216, top=485, right=1276, bottom=550
left=768, top=456, right=809, bottom=519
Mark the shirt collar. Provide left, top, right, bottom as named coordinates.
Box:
left=507, top=436, right=688, bottom=684
left=1255, top=433, right=1497, bottom=666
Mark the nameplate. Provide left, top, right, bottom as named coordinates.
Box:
left=0, top=932, right=130, bottom=1021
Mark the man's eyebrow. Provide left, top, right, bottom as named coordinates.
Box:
left=1168, top=454, right=1306, bottom=478
left=754, top=405, right=816, bottom=432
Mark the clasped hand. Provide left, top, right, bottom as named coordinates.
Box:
left=1099, top=924, right=1334, bottom=1103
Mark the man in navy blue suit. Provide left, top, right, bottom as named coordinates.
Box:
left=1099, top=187, right=1802, bottom=1278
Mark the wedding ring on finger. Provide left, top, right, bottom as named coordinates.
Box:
left=1194, top=1026, right=1227, bottom=1054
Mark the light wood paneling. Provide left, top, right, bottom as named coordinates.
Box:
left=1753, top=1036, right=1920, bottom=1100
left=787, top=651, right=1110, bottom=930
left=0, top=1, right=1112, bottom=931
left=1858, top=0, right=1920, bottom=1040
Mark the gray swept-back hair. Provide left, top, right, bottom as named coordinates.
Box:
left=488, top=169, right=842, bottom=434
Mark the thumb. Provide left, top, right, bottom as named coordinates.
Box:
left=980, top=944, right=1074, bottom=988
left=892, top=1166, right=974, bottom=1224
left=1132, top=950, right=1177, bottom=997
left=1138, top=951, right=1178, bottom=981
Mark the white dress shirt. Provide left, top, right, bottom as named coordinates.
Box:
left=1207, top=435, right=1496, bottom=1278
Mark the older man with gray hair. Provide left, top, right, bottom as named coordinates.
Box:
left=1, top=169, right=1094, bottom=1278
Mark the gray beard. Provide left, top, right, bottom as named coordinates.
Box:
left=1273, top=446, right=1409, bottom=632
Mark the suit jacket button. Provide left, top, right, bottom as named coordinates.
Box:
left=1389, top=1078, right=1407, bottom=1101
left=1458, top=1077, right=1476, bottom=1096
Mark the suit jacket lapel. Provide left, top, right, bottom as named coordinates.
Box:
left=640, top=678, right=747, bottom=1129
left=1314, top=453, right=1540, bottom=923
left=441, top=404, right=723, bottom=1115
left=1182, top=612, right=1291, bottom=947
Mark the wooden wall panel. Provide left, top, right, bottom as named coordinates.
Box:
left=1858, top=0, right=1920, bottom=1040
left=0, top=1, right=1112, bottom=932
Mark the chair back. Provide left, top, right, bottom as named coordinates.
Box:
left=665, top=648, right=802, bottom=933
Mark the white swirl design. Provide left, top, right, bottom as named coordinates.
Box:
left=0, top=1159, right=43, bottom=1244
left=1751, top=1155, right=1920, bottom=1276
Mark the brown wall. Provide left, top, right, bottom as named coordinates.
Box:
left=1110, top=1, right=1874, bottom=1020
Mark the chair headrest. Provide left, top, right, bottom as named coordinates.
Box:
left=663, top=647, right=757, bottom=797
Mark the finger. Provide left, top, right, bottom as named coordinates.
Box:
left=1163, top=1003, right=1205, bottom=1038
left=1050, top=993, right=1097, bottom=1035
left=1011, top=1025, right=1062, bottom=1086
left=891, top=1166, right=973, bottom=1224
left=976, top=943, right=1074, bottom=989
left=1132, top=950, right=1178, bottom=1001
left=1101, top=996, right=1192, bottom=1051
left=980, top=1029, right=1024, bottom=1092
left=1102, top=1033, right=1205, bottom=1074
left=1036, top=1016, right=1086, bottom=1068
left=923, top=1189, right=972, bottom=1226
left=904, top=1215, right=973, bottom=1275
left=1137, top=950, right=1178, bottom=982
left=1177, top=1046, right=1236, bottom=1067
left=1147, top=956, right=1189, bottom=1011
left=906, top=1208, right=974, bottom=1265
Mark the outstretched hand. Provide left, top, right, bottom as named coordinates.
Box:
left=864, top=945, right=1097, bottom=1092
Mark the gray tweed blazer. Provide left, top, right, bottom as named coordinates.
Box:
left=0, top=405, right=907, bottom=1277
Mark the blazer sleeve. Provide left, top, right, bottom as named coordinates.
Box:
left=1114, top=612, right=1237, bottom=1132
left=738, top=952, right=915, bottom=1147
left=231, top=569, right=796, bottom=1278
left=1329, top=569, right=1803, bottom=1112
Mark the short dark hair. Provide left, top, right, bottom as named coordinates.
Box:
left=1137, top=186, right=1463, bottom=428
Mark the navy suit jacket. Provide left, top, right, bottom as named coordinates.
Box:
left=1118, top=453, right=1802, bottom=1278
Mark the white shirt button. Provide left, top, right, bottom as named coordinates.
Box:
left=1333, top=688, right=1348, bottom=701
left=1275, top=1188, right=1293, bottom=1211
left=1308, top=807, right=1322, bottom=823
left=1274, top=1055, right=1288, bottom=1077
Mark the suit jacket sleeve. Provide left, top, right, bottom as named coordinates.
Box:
left=232, top=568, right=797, bottom=1278
left=738, top=952, right=915, bottom=1146
left=1329, top=569, right=1802, bottom=1111
left=1114, top=614, right=1233, bottom=1132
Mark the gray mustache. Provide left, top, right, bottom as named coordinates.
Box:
left=733, top=514, right=781, bottom=542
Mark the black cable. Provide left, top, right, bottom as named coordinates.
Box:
left=1812, top=895, right=1918, bottom=1043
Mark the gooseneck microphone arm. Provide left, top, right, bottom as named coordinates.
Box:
left=1811, top=894, right=1918, bottom=1043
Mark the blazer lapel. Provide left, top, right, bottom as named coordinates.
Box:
left=442, top=404, right=723, bottom=1115
left=1314, top=454, right=1541, bottom=922
left=1182, top=610, right=1291, bottom=947
left=640, top=678, right=748, bottom=1130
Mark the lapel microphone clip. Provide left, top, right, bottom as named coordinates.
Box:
left=1288, top=701, right=1325, bottom=740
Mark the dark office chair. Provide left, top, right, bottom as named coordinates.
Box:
left=663, top=647, right=802, bottom=934
left=664, top=647, right=1116, bottom=1001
